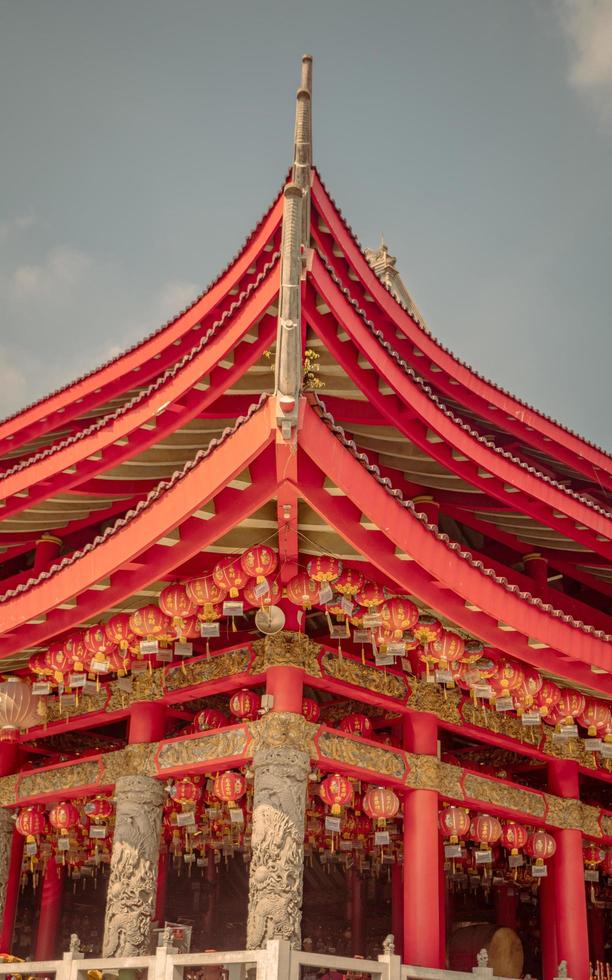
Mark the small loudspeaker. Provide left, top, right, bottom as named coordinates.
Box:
left=255, top=605, right=286, bottom=635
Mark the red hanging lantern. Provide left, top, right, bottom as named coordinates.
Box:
left=212, top=557, right=251, bottom=598
left=83, top=797, right=113, bottom=822
left=129, top=604, right=173, bottom=640
left=29, top=652, right=48, bottom=679
left=469, top=813, right=502, bottom=847
left=514, top=667, right=543, bottom=712
left=602, top=849, right=612, bottom=877
left=16, top=805, right=47, bottom=841
left=185, top=577, right=227, bottom=616
left=240, top=545, right=278, bottom=583
left=584, top=843, right=605, bottom=868
left=379, top=597, right=419, bottom=640
left=84, top=624, right=115, bottom=660
left=159, top=583, right=198, bottom=627
left=331, top=567, right=365, bottom=597
left=213, top=771, right=247, bottom=806
left=285, top=572, right=319, bottom=610
left=302, top=698, right=321, bottom=723
left=501, top=821, right=528, bottom=856
left=194, top=708, right=229, bottom=731
left=106, top=648, right=130, bottom=676
left=536, top=680, right=561, bottom=717
left=229, top=689, right=260, bottom=720
left=525, top=830, right=556, bottom=865
left=363, top=786, right=399, bottom=827
left=428, top=629, right=465, bottom=667
left=307, top=556, right=343, bottom=583
left=490, top=659, right=524, bottom=696
left=339, top=713, right=373, bottom=738
left=413, top=616, right=442, bottom=645
left=171, top=777, right=201, bottom=808
left=355, top=581, right=385, bottom=608
left=319, top=773, right=353, bottom=815
left=105, top=614, right=138, bottom=652
left=243, top=578, right=282, bottom=608
left=579, top=698, right=611, bottom=737
left=43, top=641, right=72, bottom=684
left=556, top=689, right=585, bottom=726
left=438, top=805, right=471, bottom=844
left=49, top=801, right=79, bottom=836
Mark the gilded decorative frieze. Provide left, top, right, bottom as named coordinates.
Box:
left=164, top=648, right=252, bottom=692
left=17, top=759, right=102, bottom=802
left=600, top=813, right=612, bottom=838
left=461, top=700, right=529, bottom=743
left=249, top=712, right=316, bottom=755
left=251, top=633, right=322, bottom=676
left=157, top=727, right=249, bottom=770
left=102, top=743, right=158, bottom=782
left=317, top=730, right=407, bottom=780
left=463, top=773, right=546, bottom=819
left=544, top=794, right=583, bottom=831
left=406, top=754, right=441, bottom=791
left=320, top=702, right=392, bottom=725
left=41, top=688, right=110, bottom=724
left=406, top=679, right=461, bottom=723
left=0, top=776, right=18, bottom=808
left=132, top=668, right=165, bottom=701
left=320, top=652, right=407, bottom=700
left=540, top=732, right=597, bottom=770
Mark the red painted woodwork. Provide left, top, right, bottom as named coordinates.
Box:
left=33, top=535, right=61, bottom=573
left=155, top=850, right=167, bottom=926
left=351, top=868, right=365, bottom=957
left=266, top=665, right=304, bottom=714
left=391, top=861, right=403, bottom=955
left=539, top=860, right=558, bottom=980
left=403, top=788, right=441, bottom=968
left=129, top=701, right=167, bottom=744
left=35, top=857, right=64, bottom=960
left=553, top=829, right=589, bottom=980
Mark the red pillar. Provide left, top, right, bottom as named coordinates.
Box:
left=588, top=906, right=605, bottom=967
left=35, top=858, right=64, bottom=960
left=523, top=552, right=548, bottom=592
left=351, top=869, right=364, bottom=957
left=391, top=862, right=403, bottom=954
left=155, top=850, right=167, bottom=926
left=439, top=841, right=447, bottom=967
left=0, top=831, right=23, bottom=952
left=540, top=860, right=558, bottom=980
left=0, top=743, right=20, bottom=779
left=402, top=712, right=441, bottom=968
left=129, top=701, right=166, bottom=744
left=494, top=883, right=519, bottom=930
left=548, top=760, right=589, bottom=980
left=34, top=534, right=61, bottom=573
left=412, top=496, right=440, bottom=527
left=266, top=665, right=304, bottom=714
left=204, top=849, right=217, bottom=942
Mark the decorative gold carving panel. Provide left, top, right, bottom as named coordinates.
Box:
left=251, top=634, right=322, bottom=676
left=157, top=728, right=249, bottom=770
left=320, top=652, right=407, bottom=700
left=248, top=713, right=316, bottom=754
left=463, top=773, right=546, bottom=819
left=164, top=648, right=252, bottom=692
left=317, top=730, right=407, bottom=780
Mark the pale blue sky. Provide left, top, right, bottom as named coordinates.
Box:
left=1, top=0, right=611, bottom=447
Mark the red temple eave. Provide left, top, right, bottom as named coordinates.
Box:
left=0, top=400, right=278, bottom=651
left=298, top=404, right=612, bottom=690
left=308, top=256, right=612, bottom=555
left=311, top=172, right=612, bottom=486
left=0, top=267, right=279, bottom=516
left=0, top=192, right=283, bottom=455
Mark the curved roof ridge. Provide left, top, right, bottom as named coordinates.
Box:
left=310, top=393, right=612, bottom=644
left=0, top=184, right=284, bottom=433
left=0, top=394, right=269, bottom=604
left=313, top=169, right=612, bottom=466
left=0, top=254, right=279, bottom=483
left=317, top=249, right=612, bottom=522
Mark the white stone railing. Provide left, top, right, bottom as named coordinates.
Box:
left=0, top=942, right=572, bottom=980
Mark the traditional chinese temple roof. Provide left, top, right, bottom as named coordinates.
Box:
left=0, top=54, right=610, bottom=698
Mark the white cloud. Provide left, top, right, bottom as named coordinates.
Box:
left=558, top=0, right=612, bottom=119
left=12, top=246, right=91, bottom=301
left=0, top=347, right=28, bottom=415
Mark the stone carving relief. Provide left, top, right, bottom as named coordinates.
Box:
left=0, top=809, right=14, bottom=928
left=251, top=633, right=322, bottom=676
left=249, top=712, right=316, bottom=755
left=157, top=727, right=249, bottom=770
left=317, top=731, right=407, bottom=780
left=102, top=775, right=164, bottom=957
left=320, top=652, right=406, bottom=700
left=246, top=747, right=310, bottom=950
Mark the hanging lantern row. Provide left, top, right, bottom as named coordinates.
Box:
left=15, top=796, right=115, bottom=886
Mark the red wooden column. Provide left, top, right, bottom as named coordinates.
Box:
left=351, top=868, right=365, bottom=956
left=155, top=850, right=168, bottom=926
left=391, top=862, right=403, bottom=953
left=33, top=534, right=61, bottom=573
left=402, top=713, right=441, bottom=968
left=0, top=815, right=23, bottom=953
left=128, top=700, right=166, bottom=743
left=548, top=760, right=589, bottom=980
left=265, top=664, right=304, bottom=714
left=35, top=857, right=64, bottom=960
left=539, top=859, right=558, bottom=980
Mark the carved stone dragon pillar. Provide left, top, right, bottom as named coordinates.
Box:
left=246, top=713, right=313, bottom=950
left=0, top=809, right=13, bottom=927
left=102, top=774, right=164, bottom=957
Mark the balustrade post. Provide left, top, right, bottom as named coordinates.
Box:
left=102, top=774, right=164, bottom=957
